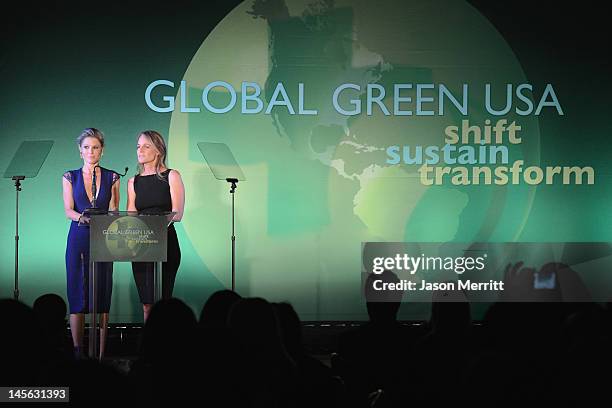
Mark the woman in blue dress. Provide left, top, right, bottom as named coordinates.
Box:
left=62, top=128, right=120, bottom=359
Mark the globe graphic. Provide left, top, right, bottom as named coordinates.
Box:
left=104, top=217, right=151, bottom=259
left=168, top=0, right=540, bottom=318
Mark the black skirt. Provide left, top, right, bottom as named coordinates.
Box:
left=131, top=223, right=181, bottom=304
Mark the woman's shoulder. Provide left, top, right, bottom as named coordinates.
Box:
left=99, top=166, right=120, bottom=175
left=97, top=167, right=120, bottom=185
left=62, top=168, right=80, bottom=183
left=167, top=169, right=183, bottom=183
left=98, top=166, right=114, bottom=176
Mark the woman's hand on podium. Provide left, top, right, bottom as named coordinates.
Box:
left=78, top=213, right=91, bottom=225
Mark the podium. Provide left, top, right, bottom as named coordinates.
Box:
left=84, top=210, right=175, bottom=359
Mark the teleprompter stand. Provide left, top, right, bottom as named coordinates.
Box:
left=3, top=141, right=54, bottom=300
left=198, top=142, right=246, bottom=292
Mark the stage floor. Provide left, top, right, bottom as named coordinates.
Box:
left=72, top=321, right=435, bottom=363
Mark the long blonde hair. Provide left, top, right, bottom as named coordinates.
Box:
left=138, top=130, right=168, bottom=180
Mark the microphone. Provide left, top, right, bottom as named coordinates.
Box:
left=91, top=164, right=100, bottom=208
left=89, top=166, right=127, bottom=214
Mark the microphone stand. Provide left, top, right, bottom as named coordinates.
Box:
left=91, top=164, right=100, bottom=211
left=87, top=164, right=102, bottom=359
left=85, top=165, right=128, bottom=360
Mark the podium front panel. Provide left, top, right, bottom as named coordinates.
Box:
left=90, top=214, right=168, bottom=262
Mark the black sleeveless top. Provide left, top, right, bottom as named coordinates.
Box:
left=134, top=169, right=172, bottom=214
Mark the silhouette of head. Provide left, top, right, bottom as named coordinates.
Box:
left=364, top=270, right=403, bottom=322
left=228, top=297, right=289, bottom=360
left=141, top=298, right=197, bottom=363
left=273, top=302, right=302, bottom=356
left=430, top=284, right=471, bottom=333
left=199, top=289, right=242, bottom=329
left=33, top=293, right=67, bottom=331
left=430, top=300, right=471, bottom=333
left=0, top=299, right=40, bottom=384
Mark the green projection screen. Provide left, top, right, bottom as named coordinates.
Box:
left=1, top=0, right=610, bottom=322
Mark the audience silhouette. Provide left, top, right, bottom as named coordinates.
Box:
left=1, top=261, right=610, bottom=408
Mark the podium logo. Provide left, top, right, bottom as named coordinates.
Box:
left=103, top=217, right=157, bottom=258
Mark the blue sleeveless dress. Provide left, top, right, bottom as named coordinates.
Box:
left=64, top=167, right=119, bottom=314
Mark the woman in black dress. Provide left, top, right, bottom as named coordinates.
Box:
left=127, top=130, right=185, bottom=321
